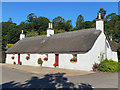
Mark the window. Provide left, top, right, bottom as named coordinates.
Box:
left=106, top=41, right=109, bottom=48
left=72, top=54, right=77, bottom=58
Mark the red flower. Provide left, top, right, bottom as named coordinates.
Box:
left=26, top=56, right=30, bottom=60
left=53, top=63, right=58, bottom=67
left=11, top=56, right=14, bottom=59
left=70, top=57, right=77, bottom=62
left=43, top=57, right=48, bottom=61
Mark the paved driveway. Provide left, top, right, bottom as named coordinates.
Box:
left=0, top=64, right=119, bottom=89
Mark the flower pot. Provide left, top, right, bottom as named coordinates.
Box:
left=94, top=68, right=98, bottom=72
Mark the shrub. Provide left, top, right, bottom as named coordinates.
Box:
left=7, top=44, right=14, bottom=49
left=98, top=59, right=120, bottom=72
left=19, top=61, right=22, bottom=65
left=38, top=58, right=43, bottom=66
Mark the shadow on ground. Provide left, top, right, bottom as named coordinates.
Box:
left=2, top=73, right=93, bottom=89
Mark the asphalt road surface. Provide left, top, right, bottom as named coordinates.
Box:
left=0, top=65, right=119, bottom=89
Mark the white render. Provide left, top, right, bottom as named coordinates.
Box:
left=96, top=20, right=104, bottom=32
left=20, top=34, right=25, bottom=40
left=47, top=29, right=54, bottom=37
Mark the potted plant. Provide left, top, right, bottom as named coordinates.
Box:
left=92, top=63, right=98, bottom=72
left=26, top=56, right=30, bottom=60
left=19, top=61, right=22, bottom=65
left=38, top=58, right=43, bottom=66
left=11, top=56, right=15, bottom=60
left=13, top=61, right=16, bottom=65
left=53, top=63, right=58, bottom=67
left=43, top=57, right=48, bottom=61
left=70, top=57, right=77, bottom=63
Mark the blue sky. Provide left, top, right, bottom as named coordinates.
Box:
left=2, top=2, right=118, bottom=27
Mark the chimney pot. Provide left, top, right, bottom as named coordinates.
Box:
left=47, top=23, right=54, bottom=37
left=20, top=30, right=25, bottom=40
left=98, top=13, right=101, bottom=19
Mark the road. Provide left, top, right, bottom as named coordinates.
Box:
left=0, top=65, right=119, bottom=89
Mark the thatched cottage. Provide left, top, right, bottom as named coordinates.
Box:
left=6, top=13, right=118, bottom=71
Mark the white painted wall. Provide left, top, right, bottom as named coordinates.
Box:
left=6, top=53, right=56, bottom=67
left=42, top=54, right=55, bottom=68
left=106, top=40, right=118, bottom=62
left=6, top=54, right=18, bottom=64
left=47, top=29, right=54, bottom=37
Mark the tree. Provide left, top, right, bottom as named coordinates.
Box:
left=52, top=16, right=65, bottom=30
left=84, top=21, right=92, bottom=29
left=105, top=13, right=120, bottom=42
left=98, top=8, right=106, bottom=19
left=31, top=17, right=50, bottom=34
left=8, top=18, right=12, bottom=23
left=64, top=20, right=72, bottom=31
left=54, top=29, right=66, bottom=34
left=26, top=30, right=39, bottom=37
left=7, top=24, right=20, bottom=44
left=76, top=14, right=84, bottom=30
left=27, top=13, right=37, bottom=23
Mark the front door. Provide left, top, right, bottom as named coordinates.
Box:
left=55, top=54, right=59, bottom=66
left=18, top=54, right=20, bottom=64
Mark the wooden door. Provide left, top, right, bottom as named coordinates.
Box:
left=55, top=54, right=59, bottom=66
left=18, top=54, right=20, bottom=64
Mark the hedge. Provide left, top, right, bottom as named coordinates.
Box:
left=98, top=59, right=120, bottom=72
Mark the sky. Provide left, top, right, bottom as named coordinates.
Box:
left=2, top=2, right=118, bottom=27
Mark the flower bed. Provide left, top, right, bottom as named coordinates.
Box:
left=26, top=56, right=30, bottom=60
left=43, top=57, right=48, bottom=61
left=70, top=57, right=77, bottom=63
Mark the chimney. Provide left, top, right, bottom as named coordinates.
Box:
left=20, top=30, right=25, bottom=40
left=47, top=23, right=54, bottom=37
left=96, top=13, right=104, bottom=32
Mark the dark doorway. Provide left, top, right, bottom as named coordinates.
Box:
left=18, top=54, right=20, bottom=64
left=55, top=54, right=59, bottom=66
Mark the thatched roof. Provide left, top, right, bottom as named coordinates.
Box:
left=6, top=28, right=102, bottom=54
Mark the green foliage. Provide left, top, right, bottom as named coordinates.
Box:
left=52, top=16, right=65, bottom=30
left=52, top=16, right=72, bottom=31
left=54, top=29, right=66, bottom=34
left=31, top=17, right=50, bottom=34
left=84, top=21, right=92, bottom=29
left=38, top=58, right=43, bottom=65
left=118, top=42, right=120, bottom=60
left=7, top=44, right=14, bottom=49
left=98, top=8, right=106, bottom=19
left=98, top=52, right=105, bottom=63
left=26, top=13, right=37, bottom=23
left=98, top=59, right=120, bottom=72
left=26, top=30, right=39, bottom=37
left=76, top=14, right=84, bottom=29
